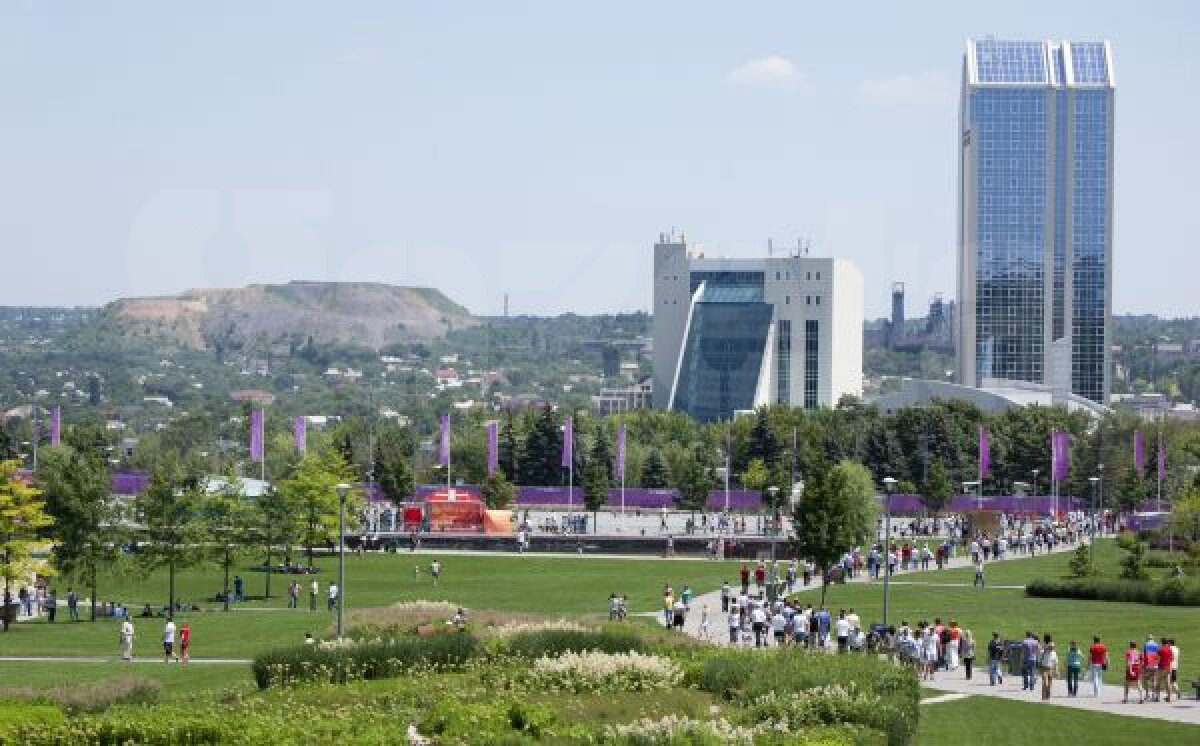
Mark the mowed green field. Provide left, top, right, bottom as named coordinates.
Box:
left=919, top=695, right=1200, bottom=744
left=792, top=540, right=1198, bottom=686
left=0, top=552, right=743, bottom=659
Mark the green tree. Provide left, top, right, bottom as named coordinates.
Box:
left=134, top=459, right=204, bottom=610
left=1119, top=538, right=1149, bottom=581
left=499, top=412, right=521, bottom=483
left=377, top=443, right=415, bottom=503
left=1117, top=466, right=1149, bottom=512
left=1168, top=489, right=1200, bottom=543
left=36, top=447, right=121, bottom=622
left=791, top=460, right=878, bottom=606
left=746, top=407, right=780, bottom=471
left=481, top=472, right=516, bottom=509
left=582, top=425, right=612, bottom=513
left=278, top=449, right=358, bottom=567
left=518, top=407, right=563, bottom=486
left=256, top=484, right=301, bottom=599
left=741, top=458, right=770, bottom=492
left=675, top=448, right=714, bottom=513
left=921, top=459, right=955, bottom=515
left=201, top=472, right=255, bottom=611
left=641, top=449, right=669, bottom=489
left=1069, top=543, right=1097, bottom=578
left=1, top=460, right=53, bottom=631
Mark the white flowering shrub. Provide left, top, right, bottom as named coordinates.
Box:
left=524, top=651, right=682, bottom=693
left=605, top=715, right=757, bottom=745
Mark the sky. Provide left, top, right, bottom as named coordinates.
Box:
left=2, top=1, right=1198, bottom=319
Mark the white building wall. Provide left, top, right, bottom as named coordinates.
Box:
left=828, top=258, right=864, bottom=406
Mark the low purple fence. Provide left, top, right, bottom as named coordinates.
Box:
left=513, top=486, right=763, bottom=510
left=883, top=493, right=1085, bottom=514
left=112, top=471, right=150, bottom=495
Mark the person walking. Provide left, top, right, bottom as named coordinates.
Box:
left=961, top=629, right=976, bottom=680
left=1039, top=638, right=1059, bottom=700
left=1065, top=640, right=1083, bottom=696
left=1124, top=640, right=1143, bottom=704
left=973, top=558, right=985, bottom=589
left=430, top=559, right=442, bottom=586
left=1157, top=637, right=1174, bottom=703
left=46, top=589, right=57, bottom=623
left=750, top=604, right=767, bottom=648
left=987, top=632, right=1005, bottom=685
left=727, top=603, right=740, bottom=645
left=119, top=617, right=135, bottom=661
left=1142, top=635, right=1161, bottom=702
left=67, top=588, right=78, bottom=622
left=720, top=581, right=731, bottom=613
left=1021, top=631, right=1040, bottom=692
left=739, top=563, right=750, bottom=595
left=946, top=622, right=961, bottom=670
left=179, top=621, right=191, bottom=666
left=1168, top=638, right=1181, bottom=702
left=288, top=581, right=299, bottom=609
left=309, top=579, right=319, bottom=612
left=327, top=583, right=339, bottom=612
left=162, top=616, right=177, bottom=663
left=1088, top=636, right=1109, bottom=697
left=234, top=575, right=244, bottom=602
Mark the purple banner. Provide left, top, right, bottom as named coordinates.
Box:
left=50, top=406, right=61, bottom=448
left=1134, top=429, right=1145, bottom=477
left=112, top=471, right=151, bottom=495
left=294, top=416, right=307, bottom=454
left=486, top=421, right=498, bottom=478
left=978, top=425, right=989, bottom=479
left=249, top=409, right=264, bottom=462
left=438, top=414, right=450, bottom=467
left=1051, top=430, right=1070, bottom=483
left=561, top=416, right=573, bottom=469
left=1158, top=434, right=1166, bottom=483
left=615, top=423, right=626, bottom=482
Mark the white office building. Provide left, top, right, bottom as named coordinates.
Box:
left=652, top=233, right=863, bottom=422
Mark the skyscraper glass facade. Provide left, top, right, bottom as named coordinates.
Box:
left=959, top=39, right=1113, bottom=404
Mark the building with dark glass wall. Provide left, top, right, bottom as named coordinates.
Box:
left=957, top=39, right=1114, bottom=404
left=652, top=233, right=863, bottom=423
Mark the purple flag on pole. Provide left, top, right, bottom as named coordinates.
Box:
left=978, top=426, right=989, bottom=479
left=438, top=414, right=450, bottom=467
left=615, top=423, right=626, bottom=481
left=1158, top=434, right=1166, bottom=482
left=1134, top=430, right=1145, bottom=477
left=249, top=409, right=264, bottom=462
left=486, top=421, right=498, bottom=477
left=561, top=416, right=573, bottom=469
left=50, top=406, right=61, bottom=448
left=294, top=416, right=307, bottom=454
left=1051, top=430, right=1070, bottom=483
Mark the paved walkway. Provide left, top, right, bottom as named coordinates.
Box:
left=669, top=538, right=1200, bottom=726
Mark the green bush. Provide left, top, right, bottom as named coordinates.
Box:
left=691, top=650, right=918, bottom=746
left=252, top=632, right=482, bottom=688
left=502, top=626, right=647, bottom=659
left=1026, top=577, right=1200, bottom=606
left=0, top=703, right=63, bottom=738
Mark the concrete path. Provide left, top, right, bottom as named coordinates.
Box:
left=919, top=669, right=1200, bottom=724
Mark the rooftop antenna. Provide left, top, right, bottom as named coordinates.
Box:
left=767, top=238, right=774, bottom=257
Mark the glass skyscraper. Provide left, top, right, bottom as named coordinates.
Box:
left=957, top=39, right=1114, bottom=404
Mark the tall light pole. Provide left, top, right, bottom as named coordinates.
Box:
left=1097, top=463, right=1105, bottom=539
left=882, top=477, right=897, bottom=627
left=336, top=483, right=351, bottom=639
left=766, top=486, right=779, bottom=563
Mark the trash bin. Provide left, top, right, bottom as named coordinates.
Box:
left=1007, top=642, right=1025, bottom=676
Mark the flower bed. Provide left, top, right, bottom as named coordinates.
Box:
left=522, top=651, right=683, bottom=693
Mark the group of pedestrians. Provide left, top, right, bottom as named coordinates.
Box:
left=117, top=615, right=190, bottom=664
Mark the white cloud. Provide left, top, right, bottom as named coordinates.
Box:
left=724, top=56, right=814, bottom=94
left=858, top=71, right=952, bottom=107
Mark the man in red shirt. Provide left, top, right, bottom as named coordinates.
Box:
left=739, top=563, right=750, bottom=595
left=1088, top=636, right=1108, bottom=697
left=1158, top=639, right=1174, bottom=702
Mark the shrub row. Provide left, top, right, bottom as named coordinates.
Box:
left=1026, top=576, right=1200, bottom=606
left=251, top=631, right=482, bottom=688
left=690, top=650, right=918, bottom=746
left=501, top=626, right=648, bottom=659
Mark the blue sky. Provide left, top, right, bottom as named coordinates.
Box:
left=2, top=1, right=1197, bottom=318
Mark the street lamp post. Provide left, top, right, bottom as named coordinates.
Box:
left=882, top=477, right=897, bottom=628
left=766, top=486, right=780, bottom=563
left=335, top=483, right=351, bottom=639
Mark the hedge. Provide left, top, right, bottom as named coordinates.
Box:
left=251, top=631, right=482, bottom=688
left=502, top=626, right=647, bottom=659
left=1026, top=577, right=1200, bottom=606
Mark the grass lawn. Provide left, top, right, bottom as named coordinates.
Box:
left=919, top=695, right=1200, bottom=744
left=1, top=553, right=743, bottom=661
left=0, top=661, right=254, bottom=700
